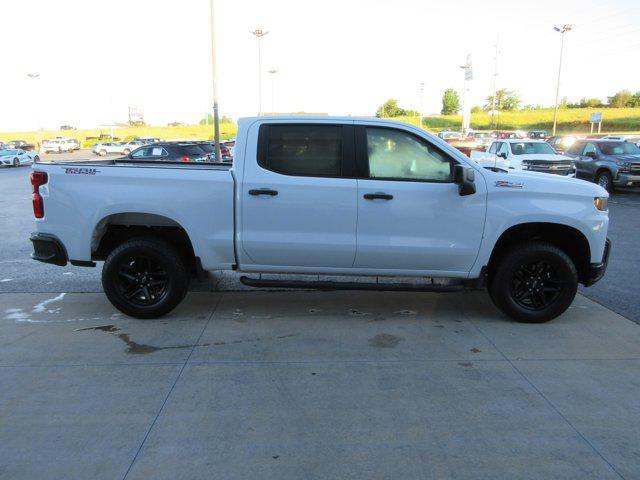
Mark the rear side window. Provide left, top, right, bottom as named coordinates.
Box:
left=259, top=125, right=342, bottom=176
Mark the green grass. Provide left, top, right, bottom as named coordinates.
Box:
left=394, top=108, right=640, bottom=134
left=0, top=123, right=238, bottom=148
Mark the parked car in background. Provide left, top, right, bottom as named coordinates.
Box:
left=194, top=141, right=232, bottom=162
left=127, top=142, right=211, bottom=162
left=222, top=138, right=236, bottom=157
left=471, top=139, right=575, bottom=176
left=495, top=131, right=524, bottom=139
left=465, top=131, right=494, bottom=148
left=546, top=135, right=579, bottom=153
left=565, top=139, right=640, bottom=192
left=0, top=148, right=39, bottom=167
left=528, top=130, right=549, bottom=140
left=41, top=138, right=74, bottom=153
left=67, top=139, right=80, bottom=150
left=437, top=131, right=462, bottom=141
left=92, top=142, right=124, bottom=156
left=6, top=140, right=29, bottom=149
left=60, top=125, right=76, bottom=130
left=119, top=141, right=144, bottom=155
left=134, top=137, right=162, bottom=144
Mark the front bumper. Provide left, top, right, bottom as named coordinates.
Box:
left=584, top=238, right=611, bottom=287
left=30, top=233, right=68, bottom=266
left=613, top=173, right=640, bottom=187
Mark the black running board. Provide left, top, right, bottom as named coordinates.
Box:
left=240, top=276, right=465, bottom=292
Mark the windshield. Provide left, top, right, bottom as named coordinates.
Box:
left=0, top=149, right=18, bottom=155
left=598, top=142, right=640, bottom=155
left=509, top=142, right=556, bottom=155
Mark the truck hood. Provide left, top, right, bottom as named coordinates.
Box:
left=602, top=154, right=640, bottom=162
left=512, top=153, right=572, bottom=162
left=487, top=168, right=608, bottom=197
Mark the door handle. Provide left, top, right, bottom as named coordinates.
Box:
left=363, top=192, right=393, bottom=200
left=248, top=188, right=278, bottom=196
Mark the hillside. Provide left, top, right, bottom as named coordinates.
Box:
left=395, top=108, right=640, bottom=133
left=0, top=123, right=238, bottom=147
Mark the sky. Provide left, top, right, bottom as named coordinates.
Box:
left=1, top=0, right=639, bottom=131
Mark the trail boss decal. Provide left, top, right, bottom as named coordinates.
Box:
left=495, top=180, right=523, bottom=188
left=64, top=167, right=99, bottom=175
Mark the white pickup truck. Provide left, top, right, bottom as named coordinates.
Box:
left=30, top=117, right=611, bottom=323
left=471, top=139, right=576, bottom=176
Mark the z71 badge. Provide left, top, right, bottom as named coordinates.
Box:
left=495, top=180, right=523, bottom=188
left=64, top=167, right=99, bottom=175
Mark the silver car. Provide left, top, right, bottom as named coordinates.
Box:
left=0, top=148, right=39, bottom=167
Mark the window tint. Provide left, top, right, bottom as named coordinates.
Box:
left=583, top=143, right=596, bottom=156
left=262, top=125, right=342, bottom=176
left=566, top=142, right=584, bottom=155
left=365, top=127, right=453, bottom=182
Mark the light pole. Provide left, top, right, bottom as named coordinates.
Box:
left=209, top=0, right=221, bottom=162
left=552, top=24, right=572, bottom=136
left=490, top=37, right=499, bottom=129
left=250, top=29, right=269, bottom=115
left=268, top=69, right=278, bottom=114
left=27, top=73, right=41, bottom=132
left=418, top=82, right=425, bottom=129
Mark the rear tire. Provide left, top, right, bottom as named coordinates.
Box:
left=489, top=242, right=578, bottom=323
left=12, top=158, right=19, bottom=167
left=102, top=238, right=190, bottom=319
left=99, top=149, right=107, bottom=156
left=595, top=170, right=613, bottom=193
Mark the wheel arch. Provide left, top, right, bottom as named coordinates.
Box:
left=91, top=212, right=197, bottom=266
left=487, top=222, right=591, bottom=285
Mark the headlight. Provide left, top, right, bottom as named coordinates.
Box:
left=594, top=197, right=608, bottom=211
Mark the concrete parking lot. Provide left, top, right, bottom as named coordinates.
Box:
left=2, top=290, right=640, bottom=479
left=2, top=156, right=640, bottom=479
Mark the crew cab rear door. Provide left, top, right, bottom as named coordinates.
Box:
left=353, top=124, right=486, bottom=274
left=240, top=121, right=358, bottom=268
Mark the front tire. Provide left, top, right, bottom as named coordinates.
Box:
left=102, top=238, right=190, bottom=319
left=99, top=149, right=107, bottom=156
left=595, top=170, right=613, bottom=193
left=12, top=158, right=19, bottom=167
left=489, top=242, right=578, bottom=323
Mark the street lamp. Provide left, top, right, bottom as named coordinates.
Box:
left=26, top=73, right=41, bottom=132
left=209, top=0, right=221, bottom=162
left=250, top=28, right=269, bottom=115
left=268, top=69, right=278, bottom=114
left=552, top=24, right=572, bottom=136
left=418, top=82, right=425, bottom=129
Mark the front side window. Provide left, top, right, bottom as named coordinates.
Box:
left=366, top=127, right=453, bottom=182
left=488, top=142, right=498, bottom=154
left=583, top=143, right=597, bottom=156
left=509, top=142, right=556, bottom=155
left=497, top=143, right=509, bottom=156
left=260, top=125, right=342, bottom=176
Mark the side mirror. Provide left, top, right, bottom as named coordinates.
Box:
left=585, top=151, right=597, bottom=159
left=454, top=165, right=476, bottom=196
left=497, top=152, right=507, bottom=159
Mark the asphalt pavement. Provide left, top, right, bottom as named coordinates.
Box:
left=1, top=161, right=639, bottom=323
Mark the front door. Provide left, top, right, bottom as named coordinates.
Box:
left=354, top=125, right=486, bottom=274
left=241, top=122, right=358, bottom=269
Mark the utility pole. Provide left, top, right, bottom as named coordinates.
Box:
left=552, top=24, right=572, bottom=136
left=27, top=73, right=41, bottom=132
left=418, top=82, right=425, bottom=129
left=459, top=54, right=472, bottom=134
left=251, top=29, right=269, bottom=115
left=268, top=69, right=278, bottom=114
left=490, top=37, right=499, bottom=129
left=209, top=0, right=221, bottom=162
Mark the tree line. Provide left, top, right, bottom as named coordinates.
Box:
left=375, top=89, right=640, bottom=118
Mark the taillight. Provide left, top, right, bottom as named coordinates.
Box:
left=180, top=156, right=190, bottom=162
left=30, top=171, right=48, bottom=219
